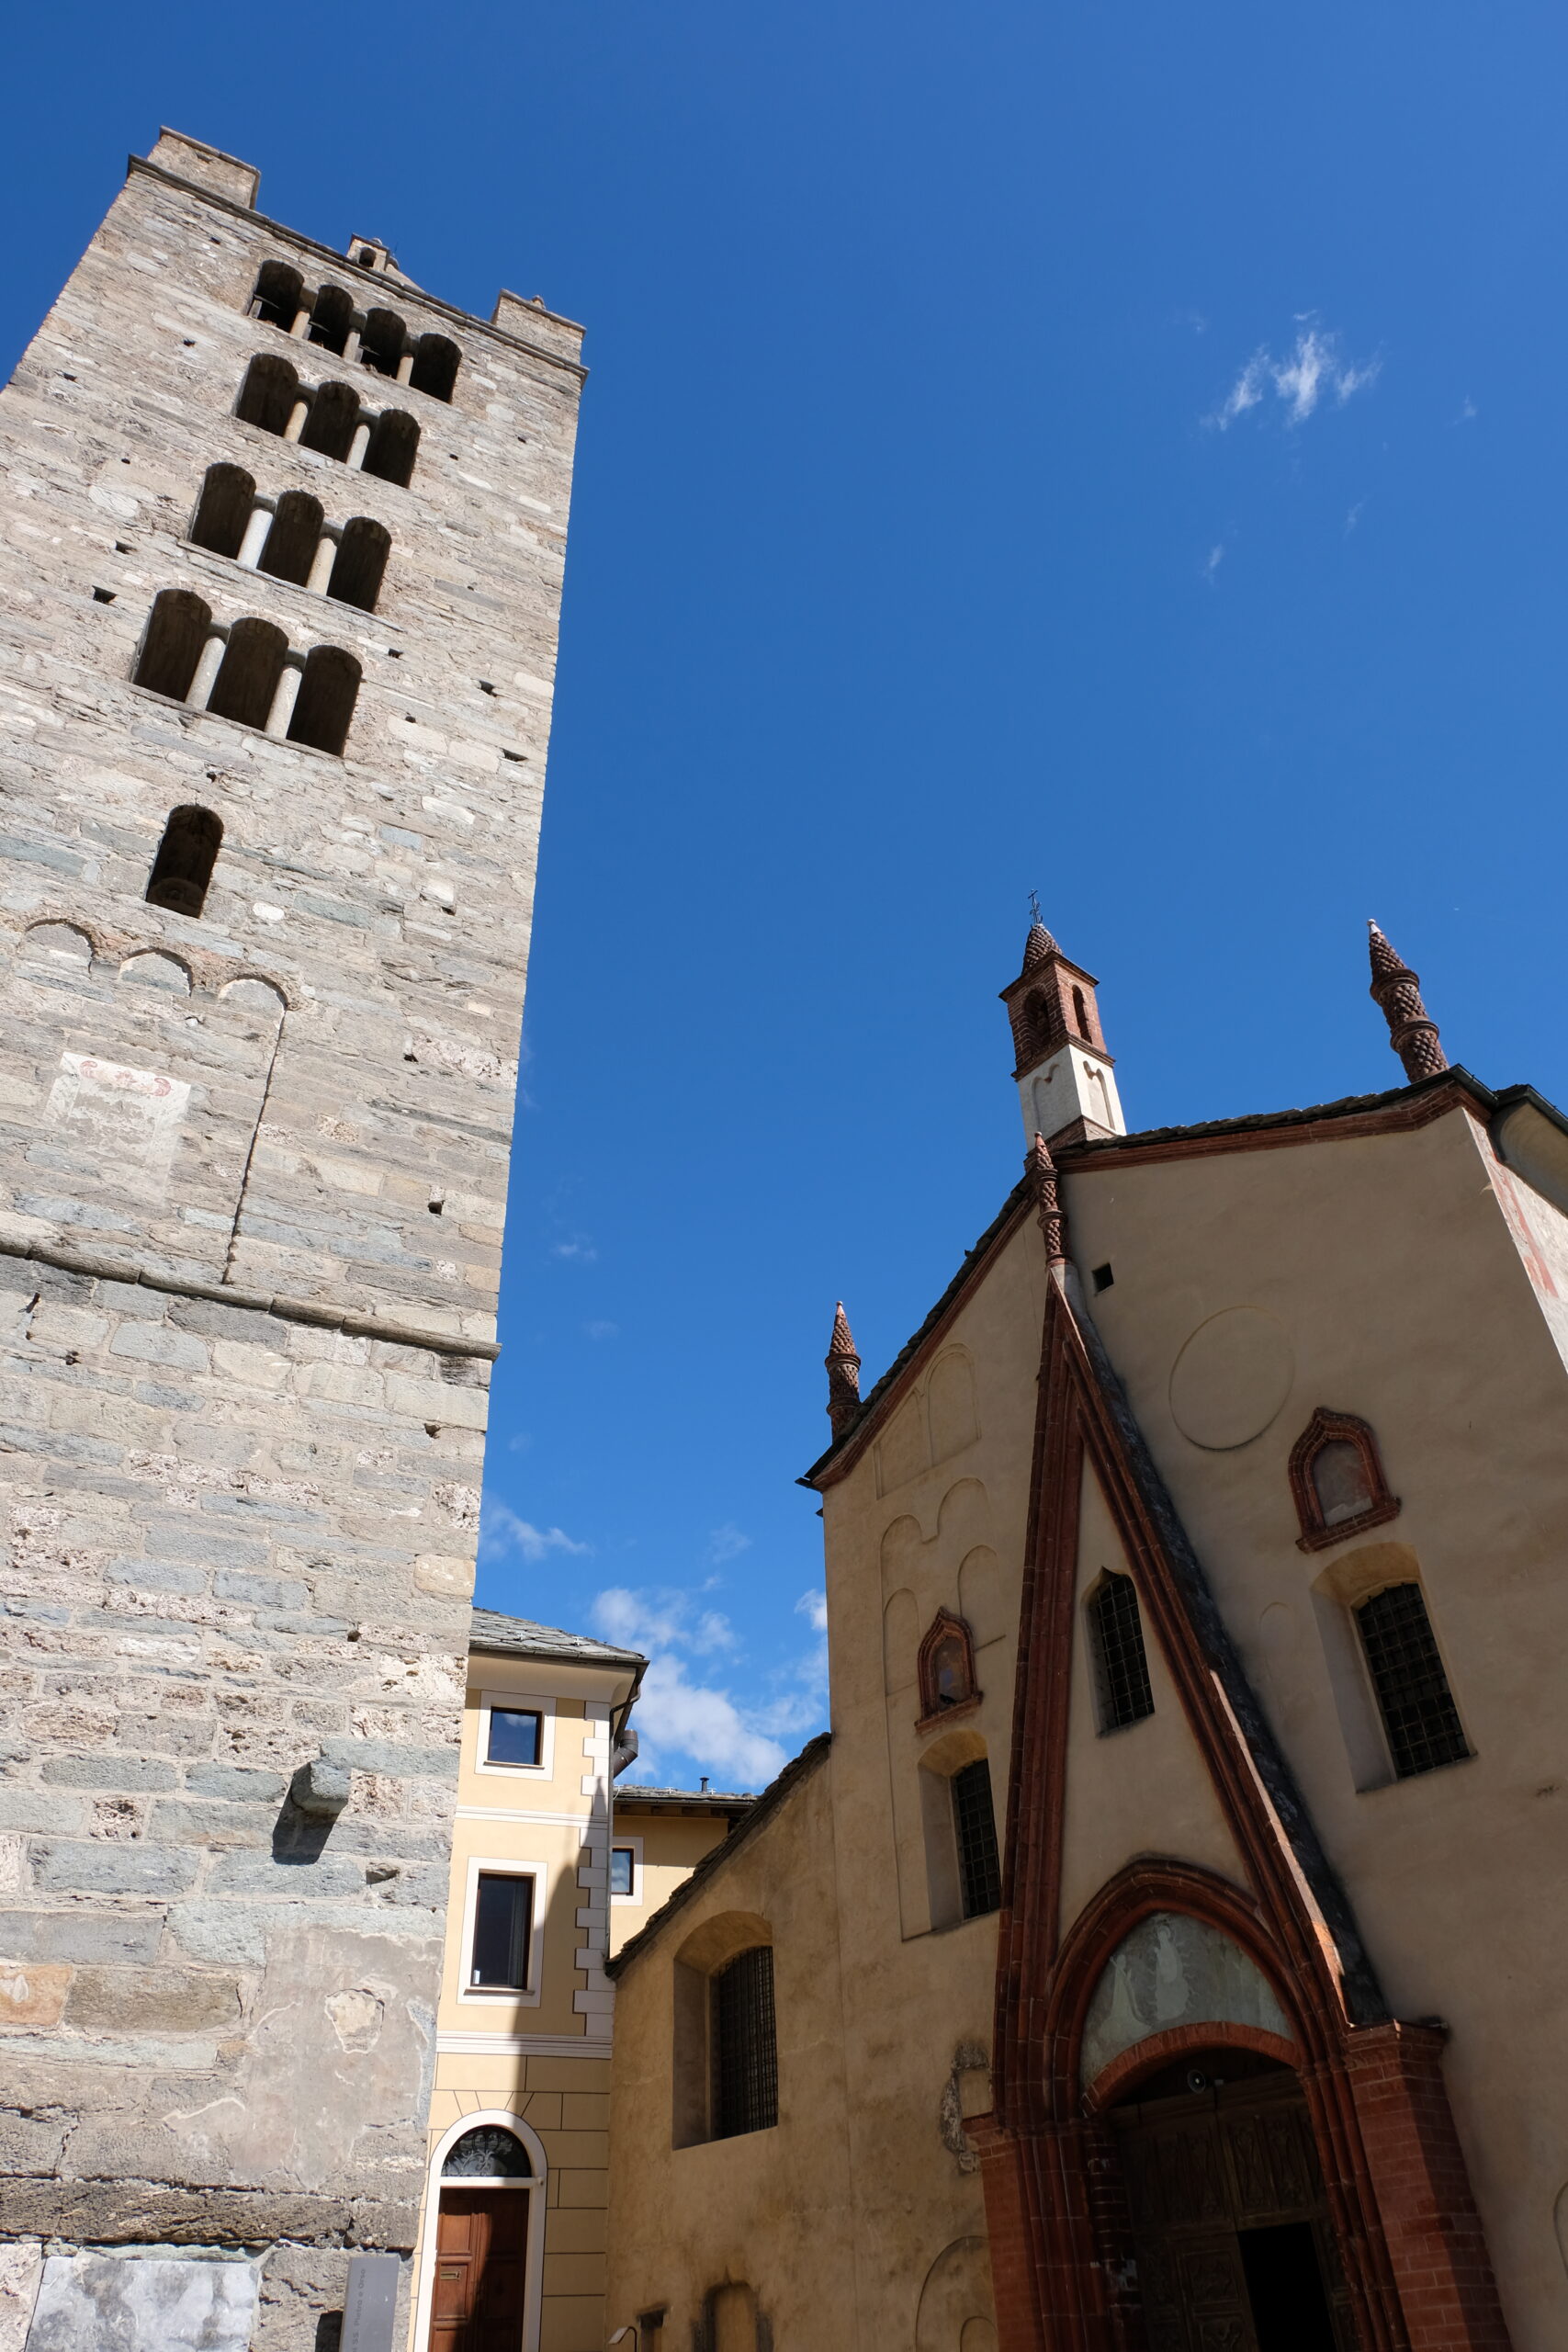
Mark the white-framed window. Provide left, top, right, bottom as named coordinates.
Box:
left=609, top=1834, right=643, bottom=1904
left=475, top=1689, right=556, bottom=1780
left=457, top=1854, right=547, bottom=2006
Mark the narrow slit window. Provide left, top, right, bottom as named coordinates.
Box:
left=207, top=616, right=288, bottom=732
left=711, top=1946, right=777, bottom=2139
left=146, top=805, right=223, bottom=918
left=951, top=1758, right=1001, bottom=1919
left=299, top=380, right=360, bottom=463
left=258, top=491, right=323, bottom=588
left=486, top=1706, right=542, bottom=1768
left=327, top=517, right=390, bottom=612
left=360, top=306, right=407, bottom=379
left=609, top=1847, right=635, bottom=1897
left=1355, top=1584, right=1470, bottom=1779
left=469, top=1871, right=533, bottom=1992
left=1088, top=1571, right=1155, bottom=1731
left=306, top=282, right=354, bottom=356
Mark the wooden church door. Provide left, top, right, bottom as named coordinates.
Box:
left=1109, top=2063, right=1357, bottom=2352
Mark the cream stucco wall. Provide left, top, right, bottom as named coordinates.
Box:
left=608, top=1810, right=734, bottom=1958
left=413, top=1651, right=636, bottom=2352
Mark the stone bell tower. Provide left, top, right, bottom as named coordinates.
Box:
left=998, top=915, right=1126, bottom=1148
left=0, top=131, right=582, bottom=2347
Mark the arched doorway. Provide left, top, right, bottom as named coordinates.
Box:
left=1108, top=2045, right=1352, bottom=2350
left=412, top=2113, right=547, bottom=2352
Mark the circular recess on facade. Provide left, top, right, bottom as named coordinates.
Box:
left=1168, top=1307, right=1294, bottom=1450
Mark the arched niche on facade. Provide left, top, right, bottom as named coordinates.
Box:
left=1289, top=1408, right=1400, bottom=1552
left=958, top=1546, right=1004, bottom=1645
left=929, top=1348, right=979, bottom=1464
left=1080, top=1910, right=1295, bottom=2097
left=883, top=1587, right=918, bottom=1696
left=21, top=921, right=92, bottom=970
left=915, top=2235, right=998, bottom=2352
left=917, top=1608, right=979, bottom=1729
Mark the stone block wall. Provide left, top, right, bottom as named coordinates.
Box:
left=0, top=130, right=583, bottom=2347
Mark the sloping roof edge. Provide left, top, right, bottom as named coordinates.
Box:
left=605, top=1733, right=831, bottom=1981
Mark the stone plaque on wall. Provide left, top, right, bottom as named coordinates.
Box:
left=25, top=2254, right=260, bottom=2351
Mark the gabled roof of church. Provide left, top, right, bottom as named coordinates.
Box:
left=801, top=1066, right=1568, bottom=1487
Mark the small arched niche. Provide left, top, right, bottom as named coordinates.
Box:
left=219, top=975, right=286, bottom=1018
left=147, top=805, right=223, bottom=918
left=928, top=1349, right=978, bottom=1464
left=1288, top=1408, right=1399, bottom=1552
left=1080, top=1912, right=1292, bottom=2089
left=118, top=949, right=191, bottom=995
left=918, top=1608, right=979, bottom=1727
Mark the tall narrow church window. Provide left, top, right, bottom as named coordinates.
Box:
left=1088, top=1571, right=1155, bottom=1732
left=1354, top=1584, right=1469, bottom=1779
left=146, top=805, right=222, bottom=918
left=711, top=1946, right=777, bottom=2138
left=951, top=1758, right=1001, bottom=1917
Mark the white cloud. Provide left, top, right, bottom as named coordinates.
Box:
left=551, top=1235, right=597, bottom=1262
left=1202, top=543, right=1225, bottom=583
left=479, top=1498, right=590, bottom=1565
left=583, top=1319, right=619, bottom=1340
left=1209, top=324, right=1380, bottom=431
left=795, top=1589, right=828, bottom=1634
left=594, top=1580, right=827, bottom=1792
left=592, top=1585, right=738, bottom=1657
left=706, top=1522, right=751, bottom=1566
left=630, top=1653, right=785, bottom=1789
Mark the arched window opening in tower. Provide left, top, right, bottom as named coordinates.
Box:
left=299, top=379, right=360, bottom=464
left=360, top=306, right=406, bottom=379
left=306, top=282, right=354, bottom=357
left=258, top=492, right=325, bottom=589
left=235, top=353, right=299, bottom=438
left=951, top=1757, right=1001, bottom=1918
left=189, top=464, right=256, bottom=561
left=146, top=805, right=223, bottom=919
left=1088, top=1571, right=1155, bottom=1732
left=133, top=589, right=212, bottom=702
left=328, top=518, right=390, bottom=613
left=207, top=616, right=288, bottom=733
left=1072, top=985, right=1090, bottom=1039
left=1354, top=1584, right=1470, bottom=1779
left=411, top=333, right=461, bottom=401
left=363, top=410, right=419, bottom=488
left=249, top=259, right=303, bottom=330
left=288, top=645, right=361, bottom=756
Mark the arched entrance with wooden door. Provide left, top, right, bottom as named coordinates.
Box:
left=412, top=2112, right=547, bottom=2352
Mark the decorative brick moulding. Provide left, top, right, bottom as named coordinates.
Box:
left=915, top=1608, right=981, bottom=1733
left=1289, top=1406, right=1402, bottom=1553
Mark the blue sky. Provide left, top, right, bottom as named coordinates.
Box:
left=6, top=3, right=1566, bottom=1789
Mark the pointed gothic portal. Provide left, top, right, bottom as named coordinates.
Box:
left=968, top=1267, right=1514, bottom=2352
left=998, top=919, right=1127, bottom=1149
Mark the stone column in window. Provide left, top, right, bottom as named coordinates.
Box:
left=307, top=530, right=339, bottom=595
left=289, top=307, right=311, bottom=339
left=265, top=658, right=303, bottom=737
left=283, top=396, right=310, bottom=444
left=346, top=421, right=372, bottom=470
left=186, top=630, right=226, bottom=709
left=395, top=351, right=414, bottom=386
left=236, top=503, right=273, bottom=570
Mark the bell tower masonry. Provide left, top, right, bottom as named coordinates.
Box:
left=0, top=131, right=584, bottom=2346
left=998, top=914, right=1126, bottom=1148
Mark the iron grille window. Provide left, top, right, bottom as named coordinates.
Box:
left=711, top=1945, right=778, bottom=2138
left=1355, top=1583, right=1469, bottom=1778
left=952, top=1758, right=1001, bottom=1918
left=1089, top=1572, right=1156, bottom=1731
left=469, top=1871, right=533, bottom=1990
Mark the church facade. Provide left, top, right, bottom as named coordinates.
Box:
left=604, top=922, right=1567, bottom=2352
